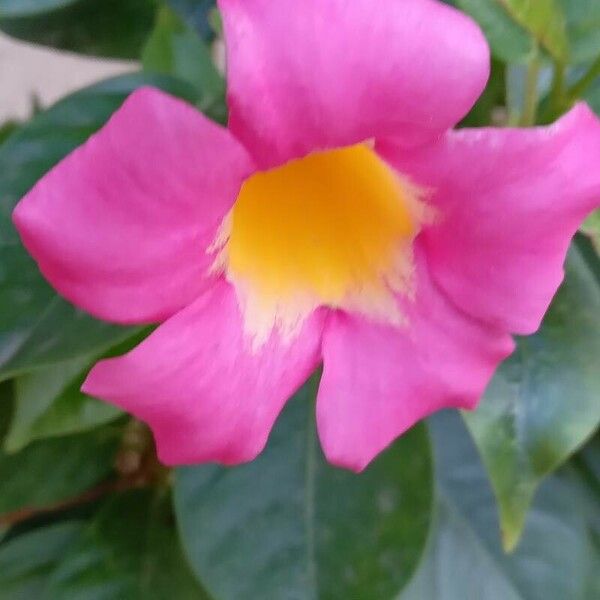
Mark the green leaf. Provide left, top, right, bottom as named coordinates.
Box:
left=0, top=522, right=85, bottom=600
left=0, top=294, right=137, bottom=383
left=462, top=248, right=600, bottom=551
left=4, top=356, right=121, bottom=453
left=560, top=0, right=600, bottom=64
left=0, top=73, right=197, bottom=381
left=585, top=69, right=600, bottom=114
left=167, top=0, right=217, bottom=41
left=0, top=425, right=119, bottom=515
left=0, top=0, right=78, bottom=18
left=456, top=0, right=569, bottom=63
left=174, top=379, right=433, bottom=600
left=581, top=209, right=600, bottom=254
left=4, top=329, right=149, bottom=452
left=0, top=244, right=54, bottom=372
left=142, top=5, right=226, bottom=122
left=0, top=0, right=158, bottom=59
left=46, top=490, right=209, bottom=599
left=499, top=0, right=569, bottom=62
left=577, top=433, right=600, bottom=488
left=456, top=0, right=535, bottom=63
left=401, top=411, right=598, bottom=600
left=0, top=121, right=18, bottom=145
left=0, top=380, right=13, bottom=440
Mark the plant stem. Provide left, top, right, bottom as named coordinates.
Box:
left=0, top=478, right=145, bottom=528
left=567, top=54, right=600, bottom=101
left=550, top=61, right=566, bottom=114
left=0, top=419, right=168, bottom=529
left=520, top=47, right=541, bottom=126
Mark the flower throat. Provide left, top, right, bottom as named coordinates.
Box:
left=211, top=144, right=427, bottom=344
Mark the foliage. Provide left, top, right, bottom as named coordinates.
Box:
left=463, top=248, right=600, bottom=551
left=0, top=0, right=598, bottom=598
left=0, top=0, right=158, bottom=59
left=175, top=386, right=433, bottom=599
left=402, top=412, right=598, bottom=600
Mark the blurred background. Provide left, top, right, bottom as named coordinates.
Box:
left=0, top=32, right=134, bottom=121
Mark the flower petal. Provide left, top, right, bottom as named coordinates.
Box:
left=379, top=103, right=600, bottom=334
left=317, top=253, right=514, bottom=472
left=83, top=279, right=325, bottom=466
left=13, top=87, right=254, bottom=324
left=219, top=0, right=490, bottom=167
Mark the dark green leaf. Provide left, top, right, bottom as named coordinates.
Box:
left=401, top=411, right=598, bottom=600
left=576, top=433, right=600, bottom=490
left=0, top=0, right=158, bottom=59
left=0, top=121, right=18, bottom=145
left=175, top=381, right=433, bottom=600
left=456, top=0, right=535, bottom=63
left=0, top=426, right=119, bottom=515
left=463, top=248, right=600, bottom=551
left=3, top=329, right=150, bottom=451
left=581, top=210, right=600, bottom=254
left=560, top=0, right=600, bottom=64
left=0, top=381, right=13, bottom=440
left=166, top=0, right=216, bottom=41
left=0, top=522, right=84, bottom=600
left=457, top=0, right=572, bottom=63
left=0, top=73, right=197, bottom=381
left=585, top=72, right=600, bottom=115
left=4, top=356, right=121, bottom=453
left=0, top=295, right=138, bottom=382
left=499, top=0, right=569, bottom=62
left=47, top=490, right=208, bottom=599
left=142, top=5, right=226, bottom=122
left=0, top=244, right=55, bottom=374
left=0, top=0, right=77, bottom=17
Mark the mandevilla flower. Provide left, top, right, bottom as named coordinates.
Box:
left=12, top=0, right=600, bottom=471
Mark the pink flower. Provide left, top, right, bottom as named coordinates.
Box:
left=13, top=0, right=600, bottom=471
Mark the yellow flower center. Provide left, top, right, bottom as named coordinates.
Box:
left=211, top=144, right=427, bottom=344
